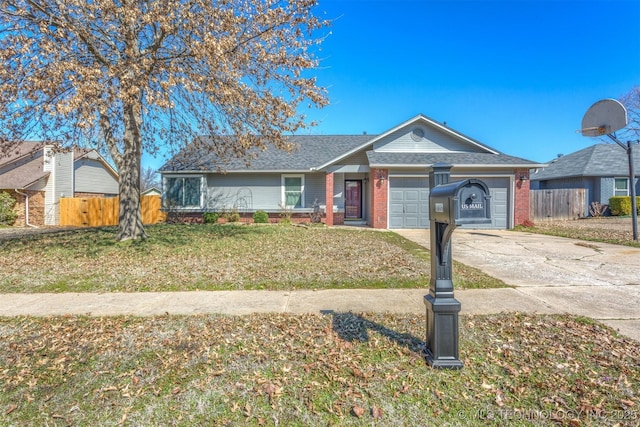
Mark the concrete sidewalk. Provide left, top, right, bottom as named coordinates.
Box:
left=1, top=228, right=638, bottom=342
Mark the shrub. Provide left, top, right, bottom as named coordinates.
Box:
left=202, top=212, right=219, bottom=224
left=278, top=203, right=292, bottom=225
left=589, top=201, right=608, bottom=217
left=221, top=208, right=240, bottom=223
left=253, top=210, right=269, bottom=223
left=608, top=196, right=640, bottom=216
left=0, top=191, right=18, bottom=225
left=520, top=219, right=535, bottom=228
left=309, top=199, right=323, bottom=224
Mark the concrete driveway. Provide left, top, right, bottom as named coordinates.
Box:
left=395, top=228, right=640, bottom=341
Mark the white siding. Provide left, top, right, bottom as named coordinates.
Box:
left=51, top=151, right=74, bottom=225
left=74, top=158, right=119, bottom=195
left=44, top=149, right=73, bottom=225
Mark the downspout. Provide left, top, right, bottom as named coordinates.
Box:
left=14, top=189, right=38, bottom=228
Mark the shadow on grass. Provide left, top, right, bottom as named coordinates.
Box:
left=321, top=310, right=426, bottom=355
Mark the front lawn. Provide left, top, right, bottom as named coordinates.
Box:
left=516, top=217, right=640, bottom=247
left=0, top=224, right=505, bottom=293
left=1, top=312, right=637, bottom=426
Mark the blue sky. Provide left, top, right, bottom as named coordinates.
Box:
left=145, top=0, right=640, bottom=170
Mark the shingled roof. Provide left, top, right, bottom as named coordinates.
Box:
left=531, top=144, right=640, bottom=181
left=160, top=135, right=376, bottom=172
left=0, top=142, right=48, bottom=190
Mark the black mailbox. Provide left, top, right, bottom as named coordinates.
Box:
left=430, top=179, right=491, bottom=225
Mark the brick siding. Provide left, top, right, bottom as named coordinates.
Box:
left=514, top=169, right=531, bottom=226
left=370, top=168, right=388, bottom=229
left=6, top=190, right=45, bottom=227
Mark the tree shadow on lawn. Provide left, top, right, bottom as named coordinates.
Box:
left=321, top=310, right=426, bottom=355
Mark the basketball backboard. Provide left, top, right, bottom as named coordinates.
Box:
left=580, top=98, right=628, bottom=136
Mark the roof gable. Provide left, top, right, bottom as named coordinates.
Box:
left=371, top=114, right=500, bottom=155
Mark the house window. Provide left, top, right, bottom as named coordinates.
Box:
left=165, top=176, right=203, bottom=208
left=282, top=175, right=304, bottom=208
left=614, top=178, right=629, bottom=196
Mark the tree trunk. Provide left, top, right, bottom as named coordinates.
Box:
left=116, top=102, right=147, bottom=241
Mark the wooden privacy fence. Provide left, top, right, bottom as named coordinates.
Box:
left=60, top=195, right=166, bottom=227
left=530, top=189, right=587, bottom=221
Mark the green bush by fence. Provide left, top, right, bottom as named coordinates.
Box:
left=0, top=191, right=18, bottom=225
left=609, top=196, right=640, bottom=216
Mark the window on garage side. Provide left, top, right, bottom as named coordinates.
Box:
left=282, top=175, right=304, bottom=208
left=165, top=176, right=203, bottom=208
left=614, top=178, right=629, bottom=196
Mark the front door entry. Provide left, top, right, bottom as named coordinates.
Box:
left=345, top=180, right=362, bottom=219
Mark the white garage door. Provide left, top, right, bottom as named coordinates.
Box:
left=388, top=176, right=509, bottom=229
left=389, top=177, right=430, bottom=229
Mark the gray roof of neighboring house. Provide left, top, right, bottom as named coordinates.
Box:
left=160, top=135, right=376, bottom=172
left=0, top=157, right=49, bottom=189
left=531, top=144, right=640, bottom=181
left=366, top=151, right=543, bottom=168
left=0, top=142, right=48, bottom=189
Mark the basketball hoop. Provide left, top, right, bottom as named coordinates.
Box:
left=580, top=126, right=608, bottom=137
left=580, top=98, right=637, bottom=241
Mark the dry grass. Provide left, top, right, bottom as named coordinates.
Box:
left=520, top=217, right=640, bottom=247
left=1, top=312, right=637, bottom=426
left=0, top=224, right=505, bottom=293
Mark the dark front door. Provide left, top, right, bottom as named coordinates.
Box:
left=345, top=180, right=362, bottom=219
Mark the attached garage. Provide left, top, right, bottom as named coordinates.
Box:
left=389, top=177, right=429, bottom=228
left=388, top=176, right=509, bottom=229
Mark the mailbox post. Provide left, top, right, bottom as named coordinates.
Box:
left=425, top=164, right=491, bottom=369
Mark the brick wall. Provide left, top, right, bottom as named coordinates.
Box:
left=514, top=169, right=530, bottom=226
left=6, top=190, right=45, bottom=227
left=74, top=192, right=110, bottom=198
left=370, top=168, right=388, bottom=229
left=324, top=172, right=334, bottom=226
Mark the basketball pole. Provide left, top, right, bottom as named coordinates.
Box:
left=606, top=134, right=638, bottom=241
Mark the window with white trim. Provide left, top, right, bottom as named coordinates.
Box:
left=282, top=174, right=304, bottom=208
left=165, top=176, right=203, bottom=208
left=614, top=178, right=629, bottom=196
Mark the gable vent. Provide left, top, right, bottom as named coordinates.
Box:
left=411, top=128, right=425, bottom=142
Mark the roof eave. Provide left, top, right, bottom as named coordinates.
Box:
left=369, top=162, right=547, bottom=169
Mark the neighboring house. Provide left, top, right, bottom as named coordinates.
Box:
left=142, top=187, right=162, bottom=197
left=530, top=143, right=640, bottom=216
left=159, top=114, right=545, bottom=229
left=0, top=142, right=119, bottom=227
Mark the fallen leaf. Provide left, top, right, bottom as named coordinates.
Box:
left=372, top=405, right=384, bottom=419
left=5, top=404, right=18, bottom=415
left=352, top=405, right=365, bottom=418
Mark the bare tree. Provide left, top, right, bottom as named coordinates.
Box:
left=140, top=166, right=160, bottom=193
left=619, top=86, right=640, bottom=142
left=0, top=0, right=329, bottom=240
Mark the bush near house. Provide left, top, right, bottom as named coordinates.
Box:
left=253, top=210, right=269, bottom=223
left=202, top=212, right=219, bottom=224
left=0, top=191, right=17, bottom=225
left=609, top=196, right=640, bottom=216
